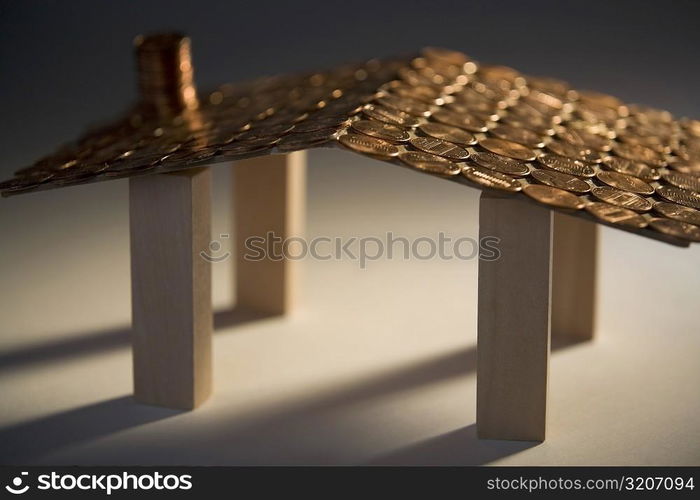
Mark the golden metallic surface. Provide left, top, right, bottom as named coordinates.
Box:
left=601, top=156, right=660, bottom=181
left=655, top=185, right=700, bottom=210
left=595, top=170, right=655, bottom=195
left=3, top=39, right=699, bottom=245
left=351, top=119, right=410, bottom=142
left=591, top=186, right=653, bottom=212
left=337, top=132, right=399, bottom=159
left=418, top=122, right=477, bottom=146
left=585, top=202, right=648, bottom=228
left=489, top=124, right=545, bottom=148
left=522, top=184, right=585, bottom=210
left=398, top=151, right=461, bottom=176
left=470, top=151, right=530, bottom=176
left=538, top=153, right=596, bottom=178
left=648, top=218, right=700, bottom=242
left=530, top=168, right=591, bottom=193
left=662, top=171, right=700, bottom=193
left=461, top=166, right=522, bottom=192
left=478, top=138, right=537, bottom=161
left=409, top=136, right=469, bottom=160
left=653, top=202, right=700, bottom=227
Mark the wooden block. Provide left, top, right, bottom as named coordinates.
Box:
left=477, top=192, right=552, bottom=441
left=233, top=151, right=306, bottom=315
left=552, top=212, right=597, bottom=341
left=130, top=168, right=212, bottom=410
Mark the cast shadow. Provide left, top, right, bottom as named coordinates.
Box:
left=366, top=424, right=536, bottom=465
left=0, top=396, right=182, bottom=464
left=0, top=306, right=272, bottom=374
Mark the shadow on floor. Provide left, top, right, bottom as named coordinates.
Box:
left=0, top=396, right=182, bottom=464
left=0, top=347, right=484, bottom=464
left=366, top=424, right=537, bottom=465
left=0, top=307, right=272, bottom=374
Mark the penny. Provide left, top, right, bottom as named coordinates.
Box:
left=648, top=218, right=700, bottom=242
left=585, top=202, right=648, bottom=228
left=653, top=202, right=700, bottom=226
left=489, top=124, right=545, bottom=148
left=418, top=122, right=477, bottom=146
left=362, top=104, right=420, bottom=127
left=337, top=132, right=399, bottom=159
left=556, top=126, right=612, bottom=151
left=538, top=153, right=595, bottom=177
left=602, top=156, right=660, bottom=181
left=530, top=168, right=591, bottom=193
left=410, top=136, right=469, bottom=160
left=470, top=151, right=530, bottom=176
left=431, top=109, right=489, bottom=133
left=399, top=151, right=461, bottom=176
left=461, top=166, right=522, bottom=192
left=478, top=137, right=537, bottom=161
left=351, top=119, right=410, bottom=142
left=591, top=186, right=652, bottom=212
left=596, top=170, right=655, bottom=195
left=612, top=141, right=663, bottom=166
left=655, top=185, right=700, bottom=210
left=546, top=139, right=602, bottom=163
left=662, top=171, right=700, bottom=193
left=522, top=184, right=585, bottom=209
left=376, top=94, right=432, bottom=117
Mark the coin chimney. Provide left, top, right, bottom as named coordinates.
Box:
left=134, top=32, right=199, bottom=117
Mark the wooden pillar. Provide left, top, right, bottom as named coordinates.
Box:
left=552, top=213, right=597, bottom=341
left=129, top=168, right=212, bottom=410
left=233, top=151, right=306, bottom=315
left=477, top=192, right=552, bottom=441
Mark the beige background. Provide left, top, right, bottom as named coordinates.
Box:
left=0, top=148, right=698, bottom=465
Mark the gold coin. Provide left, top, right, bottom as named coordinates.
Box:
left=546, top=139, right=601, bottom=163
left=461, top=166, right=522, bottom=192
left=530, top=168, right=591, bottom=193
left=351, top=119, right=410, bottom=142
left=489, top=124, right=545, bottom=148
left=431, top=109, right=489, bottom=133
left=538, top=153, right=595, bottom=177
left=653, top=202, right=700, bottom=226
left=662, top=171, right=700, bottom=193
left=602, top=156, right=660, bottom=181
left=418, top=122, right=477, bottom=146
left=585, top=202, right=648, bottom=228
left=596, top=170, right=654, bottom=195
left=648, top=218, right=700, bottom=242
left=591, top=186, right=652, bottom=212
left=410, top=136, right=469, bottom=160
left=337, top=132, right=399, bottom=159
left=655, top=185, right=700, bottom=210
left=523, top=184, right=585, bottom=209
left=556, top=126, right=612, bottom=151
left=478, top=137, right=537, bottom=161
left=612, top=141, right=663, bottom=166
left=362, top=104, right=420, bottom=127
left=471, top=151, right=530, bottom=176
left=399, top=151, right=461, bottom=176
left=376, top=94, right=432, bottom=117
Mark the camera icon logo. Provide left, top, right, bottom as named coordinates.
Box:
left=5, top=472, right=29, bottom=495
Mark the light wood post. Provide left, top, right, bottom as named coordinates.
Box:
left=130, top=168, right=212, bottom=410
left=552, top=213, right=597, bottom=341
left=477, top=192, right=552, bottom=441
left=233, top=151, right=306, bottom=315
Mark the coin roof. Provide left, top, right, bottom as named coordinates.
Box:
left=2, top=47, right=700, bottom=246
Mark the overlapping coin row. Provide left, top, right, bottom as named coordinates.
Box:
left=0, top=58, right=403, bottom=194
left=334, top=48, right=700, bottom=244
left=2, top=47, right=699, bottom=244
